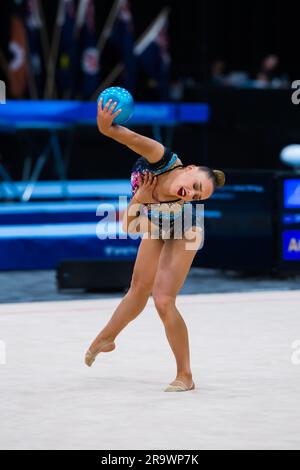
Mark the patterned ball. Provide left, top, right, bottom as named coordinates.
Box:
left=98, top=87, right=135, bottom=125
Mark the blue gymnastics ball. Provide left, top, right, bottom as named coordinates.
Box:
left=97, top=87, right=134, bottom=125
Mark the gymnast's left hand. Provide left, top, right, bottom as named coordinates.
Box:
left=97, top=98, right=122, bottom=136
left=134, top=172, right=158, bottom=204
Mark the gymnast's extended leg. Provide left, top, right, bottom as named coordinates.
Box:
left=85, top=235, right=164, bottom=366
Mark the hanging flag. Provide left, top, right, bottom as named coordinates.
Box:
left=77, top=0, right=100, bottom=98
left=109, top=0, right=136, bottom=92
left=135, top=8, right=171, bottom=100
left=8, top=0, right=28, bottom=98
left=56, top=0, right=77, bottom=99
left=24, top=0, right=44, bottom=98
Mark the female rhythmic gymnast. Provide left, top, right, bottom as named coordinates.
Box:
left=85, top=99, right=225, bottom=392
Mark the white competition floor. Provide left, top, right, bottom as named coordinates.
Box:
left=1, top=290, right=300, bottom=450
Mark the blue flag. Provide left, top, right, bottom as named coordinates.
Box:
left=135, top=8, right=171, bottom=101
left=77, top=0, right=100, bottom=99
left=57, top=0, right=77, bottom=99
left=8, top=0, right=28, bottom=98
left=110, top=0, right=136, bottom=92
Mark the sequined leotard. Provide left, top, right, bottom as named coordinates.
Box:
left=131, top=147, right=202, bottom=239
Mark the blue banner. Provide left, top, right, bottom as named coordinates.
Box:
left=0, top=101, right=210, bottom=127
left=284, top=179, right=300, bottom=209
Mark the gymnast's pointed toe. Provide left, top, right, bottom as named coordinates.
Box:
left=164, top=380, right=195, bottom=393
left=84, top=342, right=116, bottom=367
left=85, top=350, right=96, bottom=367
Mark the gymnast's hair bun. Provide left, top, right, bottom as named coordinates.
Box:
left=213, top=170, right=226, bottom=188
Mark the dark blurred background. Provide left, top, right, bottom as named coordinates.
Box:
left=0, top=0, right=299, bottom=180
left=0, top=0, right=300, bottom=276
left=0, top=1, right=299, bottom=175
left=1, top=0, right=300, bottom=86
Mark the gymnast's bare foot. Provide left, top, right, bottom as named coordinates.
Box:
left=85, top=338, right=116, bottom=367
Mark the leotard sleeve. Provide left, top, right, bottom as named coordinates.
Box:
left=146, top=147, right=178, bottom=173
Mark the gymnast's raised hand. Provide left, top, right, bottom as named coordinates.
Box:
left=97, top=97, right=165, bottom=164
left=97, top=98, right=122, bottom=135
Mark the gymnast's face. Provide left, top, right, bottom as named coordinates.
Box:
left=173, top=166, right=214, bottom=202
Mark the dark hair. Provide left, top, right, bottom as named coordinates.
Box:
left=198, top=166, right=226, bottom=190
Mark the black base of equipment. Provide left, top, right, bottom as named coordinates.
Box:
left=57, top=259, right=135, bottom=292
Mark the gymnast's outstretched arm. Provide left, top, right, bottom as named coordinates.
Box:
left=97, top=98, right=164, bottom=164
